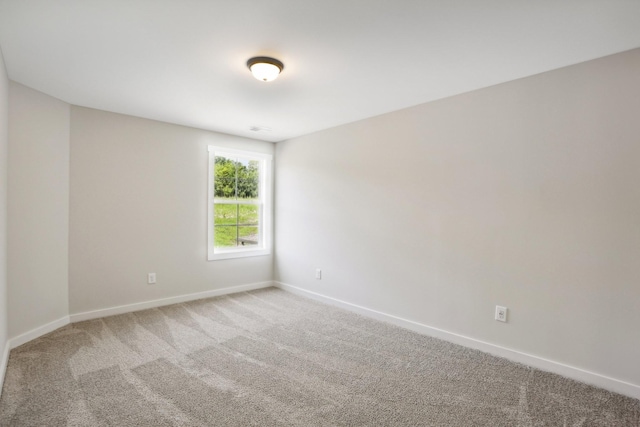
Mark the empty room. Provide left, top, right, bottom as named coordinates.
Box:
left=0, top=0, right=639, bottom=425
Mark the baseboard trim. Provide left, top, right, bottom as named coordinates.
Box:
left=274, top=281, right=640, bottom=401
left=0, top=281, right=275, bottom=397
left=70, top=281, right=274, bottom=323
left=9, top=316, right=71, bottom=350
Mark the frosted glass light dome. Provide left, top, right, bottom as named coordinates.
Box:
left=247, top=57, right=284, bottom=82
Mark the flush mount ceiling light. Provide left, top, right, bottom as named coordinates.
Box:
left=247, top=56, right=284, bottom=82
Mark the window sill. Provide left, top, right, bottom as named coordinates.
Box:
left=208, top=248, right=271, bottom=261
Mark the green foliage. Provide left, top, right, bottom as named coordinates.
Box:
left=213, top=156, right=261, bottom=247
left=214, top=224, right=237, bottom=247
left=213, top=225, right=259, bottom=247
left=214, top=156, right=259, bottom=199
left=214, top=205, right=258, bottom=226
left=213, top=202, right=259, bottom=247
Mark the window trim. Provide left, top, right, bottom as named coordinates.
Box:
left=207, top=146, right=273, bottom=261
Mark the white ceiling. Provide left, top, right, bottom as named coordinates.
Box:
left=1, top=1, right=639, bottom=142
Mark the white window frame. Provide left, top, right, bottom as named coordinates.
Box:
left=208, top=146, right=272, bottom=261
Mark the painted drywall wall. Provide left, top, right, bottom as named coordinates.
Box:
left=69, top=107, right=273, bottom=314
left=275, top=48, right=640, bottom=387
left=7, top=82, right=70, bottom=339
left=0, top=49, right=10, bottom=363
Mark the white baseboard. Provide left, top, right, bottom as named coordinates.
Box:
left=70, top=281, right=274, bottom=323
left=274, top=281, right=640, bottom=401
left=4, top=282, right=274, bottom=347
left=9, top=316, right=71, bottom=350
left=2, top=318, right=72, bottom=399
left=0, top=281, right=275, bottom=396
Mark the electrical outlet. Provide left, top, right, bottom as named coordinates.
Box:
left=148, top=273, right=156, bottom=284
left=495, top=306, right=507, bottom=322
left=315, top=269, right=322, bottom=280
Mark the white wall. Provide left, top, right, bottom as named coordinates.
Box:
left=275, top=49, right=640, bottom=389
left=69, top=107, right=273, bottom=314
left=0, top=49, right=10, bottom=369
left=7, top=82, right=70, bottom=339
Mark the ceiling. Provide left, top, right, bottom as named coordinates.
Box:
left=1, top=1, right=639, bottom=143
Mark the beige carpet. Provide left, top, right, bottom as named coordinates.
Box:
left=0, top=287, right=638, bottom=426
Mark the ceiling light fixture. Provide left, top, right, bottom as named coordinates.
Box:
left=247, top=56, right=284, bottom=82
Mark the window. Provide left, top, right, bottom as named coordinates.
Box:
left=208, top=146, right=272, bottom=260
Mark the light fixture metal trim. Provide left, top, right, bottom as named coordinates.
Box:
left=247, top=56, right=284, bottom=82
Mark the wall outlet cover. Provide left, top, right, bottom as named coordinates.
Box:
left=495, top=305, right=507, bottom=322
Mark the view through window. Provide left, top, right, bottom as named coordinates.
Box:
left=208, top=147, right=272, bottom=260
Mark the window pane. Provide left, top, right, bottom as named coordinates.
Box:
left=209, top=147, right=270, bottom=260
left=238, top=204, right=259, bottom=226
left=214, top=204, right=237, bottom=225
left=214, top=225, right=237, bottom=248
left=214, top=203, right=259, bottom=248
left=238, top=226, right=259, bottom=246
left=214, top=155, right=237, bottom=199
left=237, top=158, right=260, bottom=200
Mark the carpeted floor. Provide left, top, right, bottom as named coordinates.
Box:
left=0, top=287, right=638, bottom=426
